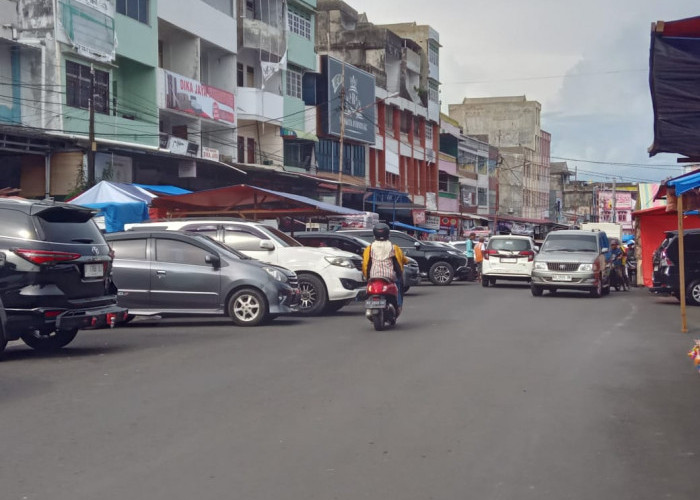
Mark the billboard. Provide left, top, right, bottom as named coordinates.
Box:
left=163, top=70, right=235, bottom=125
left=322, top=56, right=375, bottom=144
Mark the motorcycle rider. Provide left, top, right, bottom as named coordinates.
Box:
left=626, top=240, right=637, bottom=286
left=362, top=223, right=408, bottom=312
left=609, top=240, right=629, bottom=291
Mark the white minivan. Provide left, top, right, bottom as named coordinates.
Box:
left=124, top=219, right=365, bottom=315
left=481, top=235, right=538, bottom=287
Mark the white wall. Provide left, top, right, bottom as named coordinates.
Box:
left=159, top=0, right=237, bottom=53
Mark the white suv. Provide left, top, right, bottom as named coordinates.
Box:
left=124, top=220, right=365, bottom=315
left=481, top=235, right=537, bottom=287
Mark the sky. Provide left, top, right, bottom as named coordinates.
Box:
left=344, top=0, right=699, bottom=184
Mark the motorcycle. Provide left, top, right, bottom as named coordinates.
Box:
left=626, top=255, right=637, bottom=287
left=364, top=277, right=400, bottom=331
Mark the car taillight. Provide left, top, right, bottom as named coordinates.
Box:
left=484, top=249, right=498, bottom=260
left=661, top=251, right=674, bottom=267
left=367, top=279, right=391, bottom=294
left=14, top=249, right=81, bottom=265
left=519, top=250, right=535, bottom=262
left=43, top=310, right=62, bottom=318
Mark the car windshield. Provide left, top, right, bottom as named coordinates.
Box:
left=265, top=226, right=302, bottom=247
left=541, top=234, right=598, bottom=252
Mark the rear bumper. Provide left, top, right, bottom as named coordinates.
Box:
left=6, top=303, right=129, bottom=334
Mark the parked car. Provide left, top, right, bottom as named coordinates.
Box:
left=125, top=219, right=365, bottom=315
left=481, top=235, right=538, bottom=286
left=339, top=229, right=468, bottom=285
left=530, top=229, right=611, bottom=297
left=0, top=198, right=128, bottom=352
left=293, top=231, right=421, bottom=291
left=651, top=229, right=700, bottom=305
left=106, top=231, right=300, bottom=326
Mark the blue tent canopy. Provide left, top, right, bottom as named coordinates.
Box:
left=667, top=170, right=700, bottom=196
left=391, top=221, right=437, bottom=234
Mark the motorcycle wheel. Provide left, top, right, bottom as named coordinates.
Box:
left=373, top=309, right=385, bottom=331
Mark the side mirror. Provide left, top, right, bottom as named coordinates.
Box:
left=259, top=240, right=275, bottom=251
left=205, top=254, right=221, bottom=268
left=414, top=241, right=421, bottom=249
left=534, top=246, right=540, bottom=253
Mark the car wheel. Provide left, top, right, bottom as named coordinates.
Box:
left=429, top=261, right=454, bottom=285
left=481, top=277, right=489, bottom=287
left=590, top=275, right=603, bottom=298
left=686, top=280, right=700, bottom=306
left=324, top=299, right=351, bottom=314
left=403, top=285, right=411, bottom=293
left=227, top=288, right=268, bottom=326
left=531, top=285, right=543, bottom=296
left=297, top=274, right=328, bottom=316
left=0, top=326, right=6, bottom=355
left=20, top=328, right=78, bottom=351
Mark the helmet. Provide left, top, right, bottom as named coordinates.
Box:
left=373, top=223, right=391, bottom=241
left=628, top=240, right=635, bottom=246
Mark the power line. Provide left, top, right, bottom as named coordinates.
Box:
left=442, top=69, right=647, bottom=86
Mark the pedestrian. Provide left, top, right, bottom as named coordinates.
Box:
left=474, top=236, right=485, bottom=282
left=465, top=232, right=476, bottom=281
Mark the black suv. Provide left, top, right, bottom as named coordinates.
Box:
left=0, top=198, right=127, bottom=352
left=338, top=229, right=468, bottom=285
left=651, top=229, right=700, bottom=305
left=293, top=231, right=422, bottom=291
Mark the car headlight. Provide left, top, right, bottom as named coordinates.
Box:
left=578, top=263, right=593, bottom=272
left=324, top=256, right=355, bottom=268
left=262, top=266, right=288, bottom=282
left=534, top=262, right=548, bottom=270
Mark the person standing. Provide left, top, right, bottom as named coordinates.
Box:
left=465, top=232, right=476, bottom=281
left=474, top=236, right=485, bottom=282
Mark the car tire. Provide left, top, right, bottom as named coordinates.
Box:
left=531, top=285, right=543, bottom=296
left=429, top=261, right=454, bottom=285
left=324, top=299, right=351, bottom=314
left=20, top=328, right=78, bottom=351
left=686, top=280, right=700, bottom=306
left=481, top=277, right=489, bottom=287
left=297, top=273, right=328, bottom=316
left=0, top=326, right=6, bottom=355
left=227, top=288, right=268, bottom=326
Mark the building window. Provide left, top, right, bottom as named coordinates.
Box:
left=400, top=110, right=411, bottom=134
left=66, top=61, right=109, bottom=114
left=478, top=187, right=488, bottom=206
left=284, top=141, right=314, bottom=169
left=237, top=63, right=244, bottom=87
left=428, top=42, right=439, bottom=66
left=286, top=66, right=303, bottom=98
left=425, top=123, right=433, bottom=145
left=116, top=0, right=149, bottom=24
left=288, top=7, right=311, bottom=40
left=385, top=106, right=394, bottom=135
left=428, top=81, right=439, bottom=103
left=247, top=137, right=256, bottom=164
left=237, top=136, right=245, bottom=162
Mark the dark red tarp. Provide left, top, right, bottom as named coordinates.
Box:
left=649, top=16, right=700, bottom=157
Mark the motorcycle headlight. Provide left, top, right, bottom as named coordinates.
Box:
left=324, top=256, right=355, bottom=268
left=262, top=266, right=288, bottom=282
left=578, top=263, right=593, bottom=272
left=534, top=262, right=548, bottom=270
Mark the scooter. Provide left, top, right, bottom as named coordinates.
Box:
left=364, top=277, right=400, bottom=331
left=626, top=256, right=637, bottom=287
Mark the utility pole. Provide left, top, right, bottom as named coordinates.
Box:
left=336, top=62, right=345, bottom=206
left=87, top=64, right=96, bottom=186
left=612, top=176, right=617, bottom=223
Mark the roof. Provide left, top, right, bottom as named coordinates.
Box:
left=150, top=184, right=364, bottom=217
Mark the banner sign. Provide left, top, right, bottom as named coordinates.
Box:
left=202, top=147, right=220, bottom=162
left=163, top=70, right=235, bottom=125
left=322, top=56, right=376, bottom=144
left=412, top=210, right=426, bottom=225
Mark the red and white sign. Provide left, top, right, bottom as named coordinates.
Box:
left=202, top=147, right=220, bottom=162
left=163, top=70, right=235, bottom=125
left=412, top=210, right=426, bottom=225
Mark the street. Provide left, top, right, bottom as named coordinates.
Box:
left=2, top=282, right=700, bottom=500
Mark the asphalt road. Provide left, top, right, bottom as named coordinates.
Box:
left=2, top=282, right=700, bottom=500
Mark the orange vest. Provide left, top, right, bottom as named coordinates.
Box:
left=474, top=243, right=484, bottom=262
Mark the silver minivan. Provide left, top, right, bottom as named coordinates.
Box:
left=105, top=231, right=300, bottom=326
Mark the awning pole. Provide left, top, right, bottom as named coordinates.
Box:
left=678, top=193, right=688, bottom=333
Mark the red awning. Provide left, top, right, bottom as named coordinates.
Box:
left=657, top=16, right=700, bottom=37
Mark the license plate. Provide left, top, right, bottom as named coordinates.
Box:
left=365, top=297, right=386, bottom=308
left=84, top=263, right=103, bottom=278
left=500, top=257, right=517, bottom=263
left=552, top=274, right=572, bottom=282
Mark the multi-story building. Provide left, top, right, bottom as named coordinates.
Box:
left=315, top=0, right=438, bottom=218
left=549, top=161, right=572, bottom=223
left=449, top=96, right=551, bottom=220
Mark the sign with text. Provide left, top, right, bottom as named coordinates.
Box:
left=201, top=147, right=220, bottom=162
left=322, top=56, right=376, bottom=144
left=163, top=70, right=235, bottom=125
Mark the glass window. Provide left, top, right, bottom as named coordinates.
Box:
left=155, top=239, right=210, bottom=266
left=385, top=106, right=394, bottom=134
left=425, top=124, right=433, bottom=145
left=35, top=210, right=103, bottom=244
left=488, top=238, right=531, bottom=252
left=541, top=235, right=598, bottom=253
left=201, top=0, right=232, bottom=16
left=288, top=7, right=311, bottom=40
left=0, top=209, right=36, bottom=240
left=284, top=141, right=314, bottom=169
left=110, top=239, right=147, bottom=260
left=286, top=66, right=303, bottom=98
left=66, top=60, right=109, bottom=114
left=428, top=42, right=439, bottom=66
left=222, top=225, right=268, bottom=251
left=428, top=81, right=439, bottom=103
left=391, top=234, right=417, bottom=248
left=116, top=0, right=149, bottom=24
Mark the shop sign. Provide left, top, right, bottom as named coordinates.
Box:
left=440, top=216, right=459, bottom=227
left=424, top=215, right=441, bottom=229
left=202, top=147, right=220, bottom=162
left=412, top=210, right=426, bottom=225
left=163, top=70, right=235, bottom=125
left=167, top=137, right=189, bottom=155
